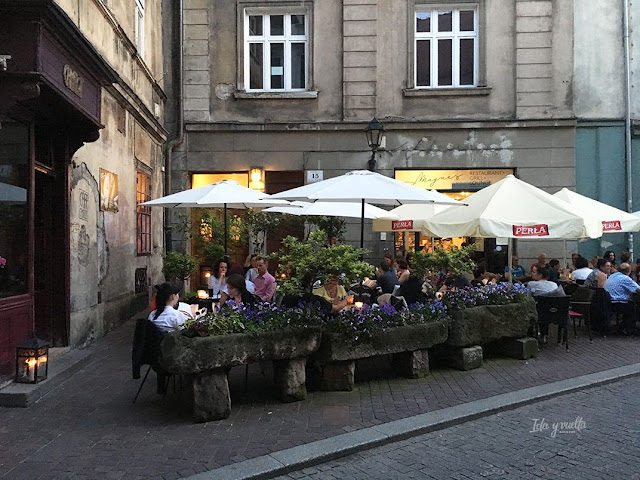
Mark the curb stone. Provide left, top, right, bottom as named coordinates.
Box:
left=185, top=363, right=640, bottom=480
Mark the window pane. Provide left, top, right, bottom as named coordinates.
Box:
left=416, top=40, right=430, bottom=87
left=270, top=15, right=284, bottom=35
left=460, top=10, right=474, bottom=32
left=437, top=39, right=452, bottom=86
left=249, top=15, right=262, bottom=36
left=249, top=43, right=263, bottom=89
left=460, top=38, right=475, bottom=85
left=291, top=15, right=305, bottom=35
left=0, top=120, right=30, bottom=298
left=291, top=42, right=305, bottom=88
left=416, top=12, right=431, bottom=32
left=270, top=43, right=284, bottom=89
left=438, top=11, right=452, bottom=32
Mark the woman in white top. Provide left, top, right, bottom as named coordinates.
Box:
left=528, top=265, right=564, bottom=296
left=148, top=282, right=186, bottom=333
left=209, top=258, right=228, bottom=298
left=245, top=254, right=259, bottom=282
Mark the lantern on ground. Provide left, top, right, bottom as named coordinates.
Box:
left=15, top=334, right=49, bottom=384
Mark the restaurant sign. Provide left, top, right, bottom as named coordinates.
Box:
left=392, top=220, right=414, bottom=230
left=602, top=220, right=622, bottom=231
left=395, top=169, right=513, bottom=190
left=512, top=224, right=550, bottom=237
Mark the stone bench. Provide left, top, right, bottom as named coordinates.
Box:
left=160, top=328, right=321, bottom=422
left=313, top=322, right=448, bottom=391
left=444, top=299, right=539, bottom=370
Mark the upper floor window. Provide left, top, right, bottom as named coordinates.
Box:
left=135, top=0, right=145, bottom=56
left=414, top=7, right=478, bottom=88
left=244, top=12, right=308, bottom=92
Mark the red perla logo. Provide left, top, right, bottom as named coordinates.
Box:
left=602, top=220, right=622, bottom=231
left=512, top=224, right=550, bottom=236
left=392, top=220, right=413, bottom=230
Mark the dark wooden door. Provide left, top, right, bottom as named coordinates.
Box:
left=265, top=171, right=305, bottom=258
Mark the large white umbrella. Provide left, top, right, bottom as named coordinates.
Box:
left=269, top=170, right=460, bottom=248
left=422, top=175, right=603, bottom=282
left=372, top=197, right=456, bottom=232
left=142, top=180, right=289, bottom=253
left=264, top=201, right=395, bottom=219
left=553, top=188, right=640, bottom=233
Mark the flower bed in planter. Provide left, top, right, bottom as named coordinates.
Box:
left=313, top=303, right=449, bottom=391
left=159, top=302, right=323, bottom=422
left=440, top=284, right=538, bottom=370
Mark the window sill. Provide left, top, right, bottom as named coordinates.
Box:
left=403, top=87, right=492, bottom=97
left=234, top=91, right=319, bottom=99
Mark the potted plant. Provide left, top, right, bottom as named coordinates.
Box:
left=163, top=251, right=197, bottom=293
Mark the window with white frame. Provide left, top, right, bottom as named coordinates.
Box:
left=244, top=12, right=308, bottom=92
left=135, top=0, right=145, bottom=56
left=414, top=7, right=478, bottom=88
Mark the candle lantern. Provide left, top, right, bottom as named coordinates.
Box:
left=15, top=334, right=49, bottom=384
left=197, top=289, right=209, bottom=299
left=200, top=266, right=213, bottom=286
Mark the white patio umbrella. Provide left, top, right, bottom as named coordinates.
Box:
left=372, top=201, right=453, bottom=232
left=553, top=188, right=640, bottom=233
left=142, top=180, right=290, bottom=253
left=422, top=175, right=603, bottom=283
left=268, top=170, right=460, bottom=248
left=264, top=201, right=395, bottom=219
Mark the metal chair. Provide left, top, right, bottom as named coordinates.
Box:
left=570, top=286, right=595, bottom=341
left=534, top=295, right=572, bottom=351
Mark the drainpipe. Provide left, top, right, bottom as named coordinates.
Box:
left=623, top=0, right=633, bottom=258
left=163, top=0, right=184, bottom=252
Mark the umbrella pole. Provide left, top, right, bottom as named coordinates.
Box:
left=508, top=238, right=513, bottom=285
left=224, top=203, right=228, bottom=255
left=360, top=198, right=365, bottom=252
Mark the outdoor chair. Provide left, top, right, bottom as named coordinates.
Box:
left=131, top=318, right=173, bottom=403
left=569, top=286, right=595, bottom=342
left=589, top=288, right=612, bottom=336
left=534, top=295, right=571, bottom=351
left=562, top=282, right=580, bottom=297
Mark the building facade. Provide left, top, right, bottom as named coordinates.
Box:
left=0, top=0, right=166, bottom=374
left=574, top=0, right=639, bottom=261
left=166, top=0, right=580, bottom=271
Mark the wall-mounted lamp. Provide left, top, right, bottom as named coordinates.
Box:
left=249, top=167, right=265, bottom=192
left=364, top=118, right=386, bottom=171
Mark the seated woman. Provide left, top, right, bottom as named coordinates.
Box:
left=209, top=258, right=228, bottom=299
left=223, top=273, right=259, bottom=306
left=219, top=266, right=256, bottom=305
left=528, top=265, right=565, bottom=296
left=313, top=273, right=353, bottom=313
left=148, top=282, right=186, bottom=333
left=396, top=259, right=411, bottom=284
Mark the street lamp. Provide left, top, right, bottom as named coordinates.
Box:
left=364, top=118, right=385, bottom=171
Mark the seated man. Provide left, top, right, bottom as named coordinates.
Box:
left=504, top=255, right=526, bottom=282
left=253, top=256, right=277, bottom=301
left=604, top=262, right=640, bottom=335
left=584, top=258, right=611, bottom=288
left=548, top=259, right=561, bottom=282
left=528, top=265, right=565, bottom=296
left=376, top=260, right=399, bottom=294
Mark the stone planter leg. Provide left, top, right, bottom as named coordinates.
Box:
left=391, top=349, right=430, bottom=379
left=320, top=361, right=356, bottom=391
left=447, top=346, right=483, bottom=371
left=192, top=369, right=231, bottom=423
left=498, top=337, right=539, bottom=360
left=273, top=357, right=308, bottom=402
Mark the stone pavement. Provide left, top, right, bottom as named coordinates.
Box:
left=0, top=318, right=639, bottom=480
left=275, top=375, right=640, bottom=480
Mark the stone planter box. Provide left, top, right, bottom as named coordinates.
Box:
left=314, top=322, right=448, bottom=391
left=444, top=300, right=538, bottom=370
left=160, top=328, right=321, bottom=422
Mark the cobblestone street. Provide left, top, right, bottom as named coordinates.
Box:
left=1, top=318, right=639, bottom=479
left=276, top=376, right=640, bottom=480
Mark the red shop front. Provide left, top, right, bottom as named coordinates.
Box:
left=0, top=0, right=116, bottom=373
